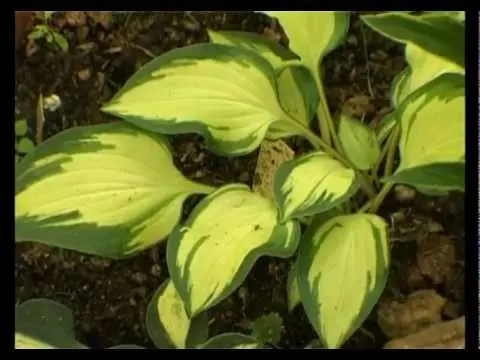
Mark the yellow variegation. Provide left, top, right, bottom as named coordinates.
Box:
left=15, top=122, right=213, bottom=258
left=274, top=152, right=358, bottom=221
left=265, top=11, right=349, bottom=73
left=361, top=12, right=464, bottom=69
left=145, top=279, right=208, bottom=349
left=387, top=73, right=465, bottom=191
left=392, top=43, right=464, bottom=106
left=298, top=214, right=389, bottom=349
left=102, top=43, right=291, bottom=156
left=167, top=184, right=300, bottom=317
left=207, top=30, right=318, bottom=139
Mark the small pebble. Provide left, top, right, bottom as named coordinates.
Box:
left=132, top=272, right=148, bottom=284
left=150, top=264, right=161, bottom=277
left=77, top=68, right=91, bottom=81
left=239, top=171, right=250, bottom=183
left=370, top=49, right=388, bottom=61
left=346, top=34, right=358, bottom=46
left=394, top=184, right=416, bottom=204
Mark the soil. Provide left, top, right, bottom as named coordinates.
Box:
left=14, top=11, right=465, bottom=349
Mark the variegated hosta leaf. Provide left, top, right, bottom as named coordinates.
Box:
left=298, top=214, right=390, bottom=349
left=15, top=122, right=213, bottom=259
left=198, top=333, right=265, bottom=349
left=265, top=11, right=350, bottom=73
left=361, top=12, right=464, bottom=68
left=273, top=152, right=358, bottom=222
left=15, top=299, right=87, bottom=349
left=386, top=73, right=465, bottom=191
left=167, top=184, right=300, bottom=317
left=102, top=43, right=291, bottom=156
left=392, top=43, right=464, bottom=107
left=207, top=30, right=319, bottom=138
left=146, top=279, right=209, bottom=349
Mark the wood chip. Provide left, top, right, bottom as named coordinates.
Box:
left=252, top=139, right=295, bottom=201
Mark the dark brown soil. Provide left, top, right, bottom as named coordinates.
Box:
left=14, top=11, right=465, bottom=349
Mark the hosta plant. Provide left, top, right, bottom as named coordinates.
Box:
left=15, top=11, right=465, bottom=349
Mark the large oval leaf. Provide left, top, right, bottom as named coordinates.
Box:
left=198, top=333, right=265, bottom=349
left=393, top=43, right=464, bottom=106
left=15, top=122, right=213, bottom=259
left=338, top=115, right=380, bottom=171
left=102, top=43, right=290, bottom=156
left=386, top=73, right=465, bottom=191
left=146, top=279, right=209, bottom=349
left=167, top=184, right=300, bottom=317
left=265, top=11, right=350, bottom=72
left=361, top=12, right=464, bottom=68
left=298, top=214, right=390, bottom=349
left=207, top=30, right=318, bottom=137
left=273, top=151, right=358, bottom=222
left=15, top=299, right=87, bottom=349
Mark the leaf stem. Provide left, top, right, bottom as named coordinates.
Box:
left=359, top=124, right=400, bottom=213
left=313, top=71, right=343, bottom=154
left=372, top=123, right=399, bottom=183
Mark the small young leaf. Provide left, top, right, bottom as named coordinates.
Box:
left=361, top=12, right=464, bottom=68
left=273, top=151, right=358, bottom=222
left=17, top=137, right=35, bottom=154
left=389, top=73, right=464, bottom=190
left=52, top=31, right=69, bottom=52
left=146, top=279, right=209, bottom=349
left=286, top=262, right=301, bottom=312
left=167, top=184, right=299, bottom=318
left=15, top=122, right=213, bottom=259
left=265, top=12, right=350, bottom=73
left=15, top=119, right=29, bottom=137
left=15, top=299, right=87, bottom=349
left=393, top=43, right=464, bottom=106
left=28, top=25, right=49, bottom=40
left=251, top=313, right=284, bottom=346
left=338, top=115, right=380, bottom=171
left=198, top=333, right=265, bottom=349
left=102, top=43, right=290, bottom=156
left=298, top=214, right=390, bottom=349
